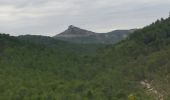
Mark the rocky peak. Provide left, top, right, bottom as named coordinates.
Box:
left=56, top=25, right=96, bottom=38
left=68, top=25, right=76, bottom=29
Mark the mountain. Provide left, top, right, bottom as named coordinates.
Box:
left=1, top=17, right=170, bottom=100
left=54, top=25, right=135, bottom=44
left=57, top=25, right=96, bottom=38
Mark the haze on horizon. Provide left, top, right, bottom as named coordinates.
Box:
left=0, top=0, right=170, bottom=36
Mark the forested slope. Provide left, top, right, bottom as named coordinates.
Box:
left=0, top=33, right=149, bottom=100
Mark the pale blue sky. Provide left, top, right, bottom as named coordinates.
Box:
left=0, top=0, right=170, bottom=36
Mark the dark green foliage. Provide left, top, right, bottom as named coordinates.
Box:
left=97, top=17, right=170, bottom=99
left=0, top=33, right=149, bottom=100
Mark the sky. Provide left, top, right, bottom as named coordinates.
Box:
left=0, top=0, right=170, bottom=36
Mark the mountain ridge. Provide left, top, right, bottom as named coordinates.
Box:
left=54, top=25, right=135, bottom=44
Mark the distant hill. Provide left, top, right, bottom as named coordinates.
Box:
left=54, top=25, right=135, bottom=44
left=18, top=35, right=69, bottom=47
left=18, top=35, right=105, bottom=54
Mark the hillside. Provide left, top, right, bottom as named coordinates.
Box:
left=0, top=17, right=170, bottom=100
left=97, top=17, right=170, bottom=99
left=54, top=25, right=134, bottom=44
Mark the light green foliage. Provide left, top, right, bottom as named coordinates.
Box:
left=128, top=94, right=137, bottom=100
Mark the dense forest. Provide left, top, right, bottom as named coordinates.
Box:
left=0, top=17, right=170, bottom=100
